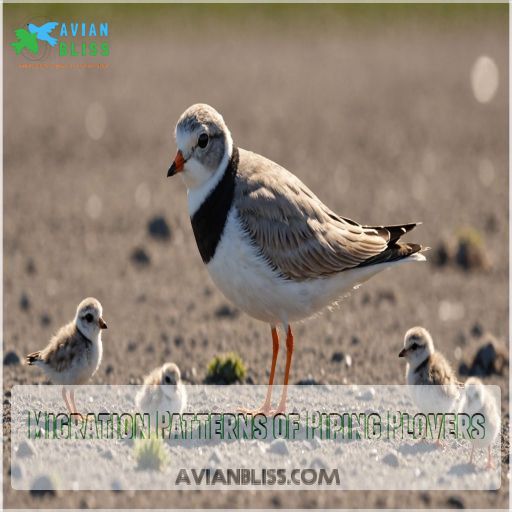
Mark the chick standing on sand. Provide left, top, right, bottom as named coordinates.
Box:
left=135, top=363, right=187, bottom=427
left=460, top=377, right=500, bottom=468
left=25, top=297, right=107, bottom=415
left=399, top=327, right=461, bottom=420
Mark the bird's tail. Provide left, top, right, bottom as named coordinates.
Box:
left=357, top=222, right=428, bottom=268
left=25, top=351, right=41, bottom=365
left=11, top=41, right=24, bottom=55
left=47, top=36, right=57, bottom=47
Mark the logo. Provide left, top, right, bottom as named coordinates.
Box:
left=11, top=19, right=110, bottom=60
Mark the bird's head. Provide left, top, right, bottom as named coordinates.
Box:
left=27, top=23, right=37, bottom=34
left=75, top=297, right=107, bottom=340
left=160, top=362, right=181, bottom=398
left=463, top=377, right=485, bottom=413
left=399, top=326, right=434, bottom=365
left=167, top=104, right=233, bottom=190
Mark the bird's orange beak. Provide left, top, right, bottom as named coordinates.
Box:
left=99, top=317, right=108, bottom=329
left=167, top=150, right=185, bottom=177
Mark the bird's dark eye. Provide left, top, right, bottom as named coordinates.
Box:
left=164, top=375, right=172, bottom=384
left=410, top=343, right=419, bottom=350
left=198, top=133, right=209, bottom=149
left=85, top=313, right=94, bottom=323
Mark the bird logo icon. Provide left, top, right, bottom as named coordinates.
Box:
left=11, top=21, right=58, bottom=56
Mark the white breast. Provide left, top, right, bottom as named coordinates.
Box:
left=406, top=366, right=460, bottom=415
left=135, top=383, right=187, bottom=430
left=70, top=338, right=103, bottom=385
left=206, top=208, right=400, bottom=326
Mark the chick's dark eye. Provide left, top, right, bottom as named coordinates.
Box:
left=85, top=313, right=94, bottom=323
left=164, top=375, right=172, bottom=384
left=410, top=343, right=419, bottom=350
left=198, top=133, right=209, bottom=149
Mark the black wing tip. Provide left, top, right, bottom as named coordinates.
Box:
left=385, top=222, right=422, bottom=245
left=357, top=241, right=426, bottom=268
left=365, top=221, right=423, bottom=245
left=25, top=352, right=40, bottom=365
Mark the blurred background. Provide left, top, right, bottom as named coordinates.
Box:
left=3, top=3, right=508, bottom=509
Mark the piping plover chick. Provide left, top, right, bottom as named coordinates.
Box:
left=25, top=297, right=107, bottom=416
left=135, top=363, right=187, bottom=429
left=460, top=377, right=500, bottom=468
left=167, top=103, right=426, bottom=414
left=399, top=327, right=461, bottom=423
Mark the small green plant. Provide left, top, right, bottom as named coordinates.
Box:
left=434, top=227, right=491, bottom=271
left=456, top=226, right=484, bottom=249
left=134, top=437, right=169, bottom=471
left=205, top=352, right=247, bottom=384
left=455, top=226, right=491, bottom=271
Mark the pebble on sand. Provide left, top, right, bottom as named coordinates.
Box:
left=382, top=452, right=400, bottom=468
left=465, top=334, right=508, bottom=376
left=16, top=440, right=35, bottom=458
left=10, top=464, right=23, bottom=480
left=331, top=351, right=345, bottom=363
left=214, top=304, right=239, bottom=319
left=3, top=350, right=20, bottom=366
left=40, top=313, right=52, bottom=327
left=111, top=479, right=123, bottom=491
left=147, top=216, right=172, bottom=241
left=310, top=456, right=329, bottom=469
left=296, top=378, right=322, bottom=385
left=26, top=258, right=37, bottom=275
left=268, top=439, right=290, bottom=456
left=130, top=247, right=151, bottom=267
left=446, top=495, right=465, bottom=509
left=471, top=322, right=484, bottom=338
left=30, top=475, right=57, bottom=497
left=19, top=293, right=30, bottom=311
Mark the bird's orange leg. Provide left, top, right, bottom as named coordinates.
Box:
left=272, top=326, right=294, bottom=415
left=238, top=326, right=279, bottom=416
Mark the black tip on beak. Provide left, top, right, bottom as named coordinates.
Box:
left=398, top=348, right=407, bottom=358
left=99, top=317, right=108, bottom=329
left=167, top=163, right=177, bottom=177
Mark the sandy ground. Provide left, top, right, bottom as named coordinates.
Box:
left=9, top=385, right=502, bottom=493
left=3, top=4, right=509, bottom=509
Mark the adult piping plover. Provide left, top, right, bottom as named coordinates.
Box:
left=25, top=297, right=107, bottom=415
left=167, top=103, right=426, bottom=414
left=135, top=363, right=187, bottom=427
left=460, top=377, right=500, bottom=468
left=399, top=327, right=461, bottom=420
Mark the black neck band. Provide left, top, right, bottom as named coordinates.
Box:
left=191, top=147, right=239, bottom=264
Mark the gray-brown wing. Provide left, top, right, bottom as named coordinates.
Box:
left=428, top=353, right=460, bottom=400
left=40, top=323, right=87, bottom=372
left=235, top=148, right=420, bottom=280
